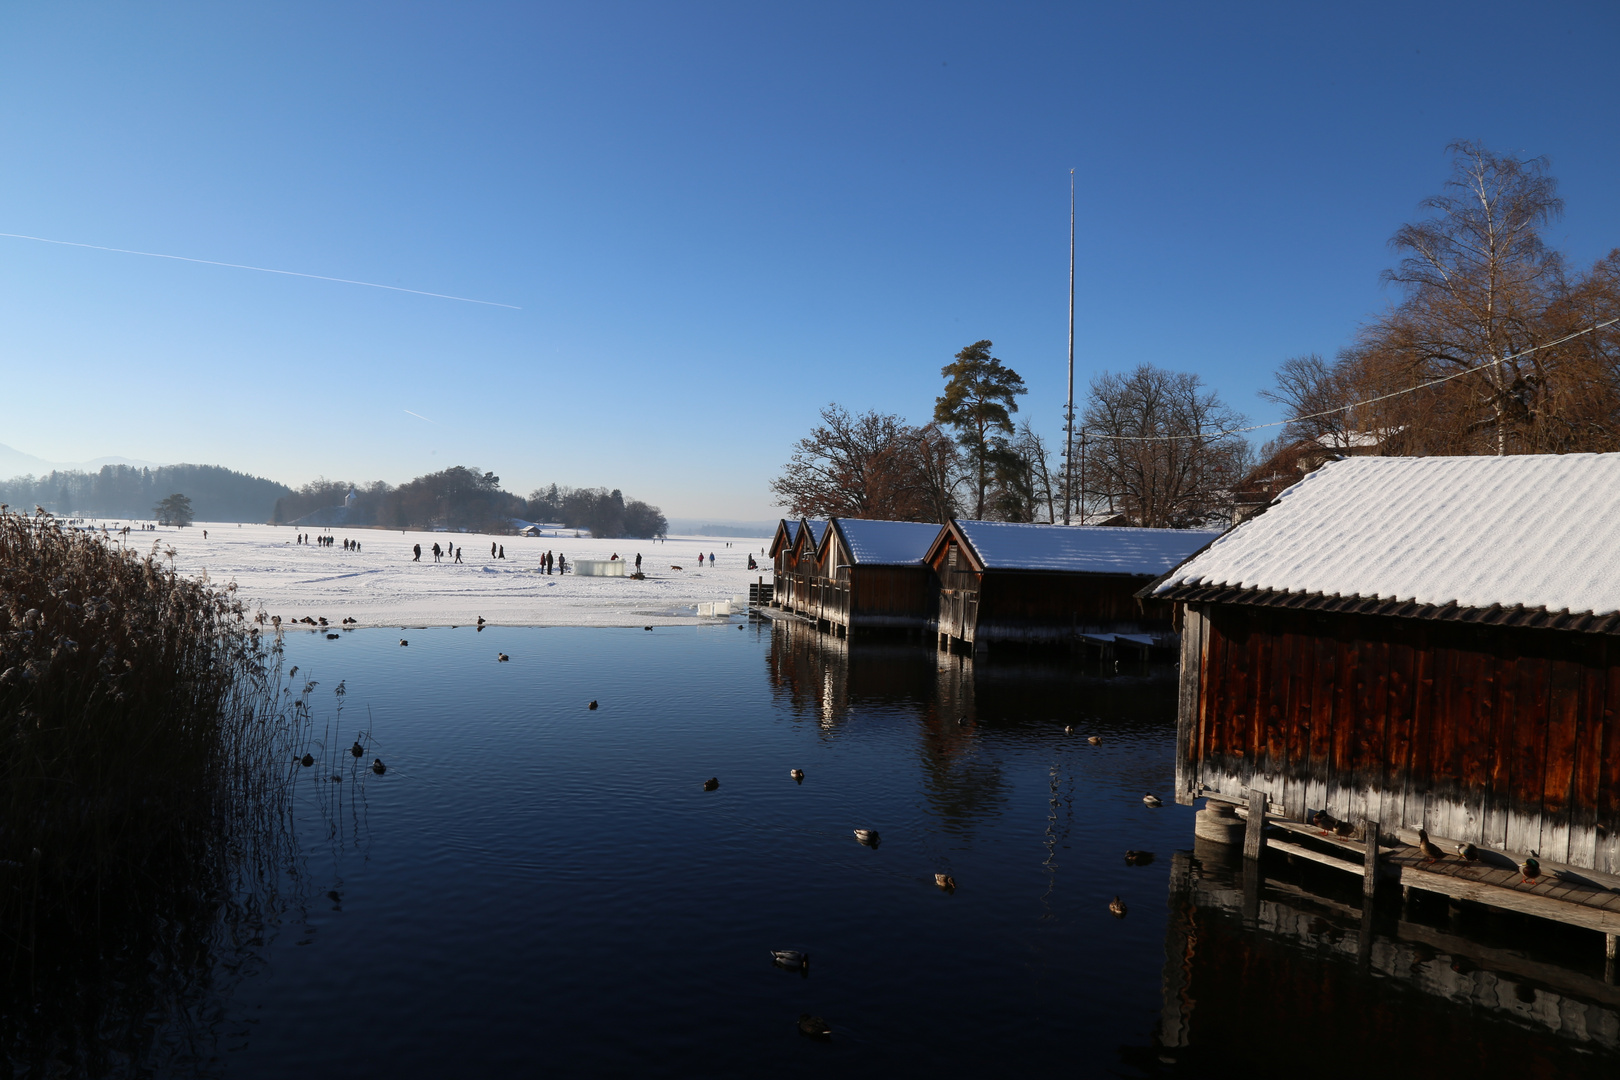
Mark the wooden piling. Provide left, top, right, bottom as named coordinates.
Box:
left=1243, top=788, right=1268, bottom=860
left=1362, top=818, right=1380, bottom=899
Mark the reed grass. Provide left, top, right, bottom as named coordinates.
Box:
left=0, top=507, right=311, bottom=1075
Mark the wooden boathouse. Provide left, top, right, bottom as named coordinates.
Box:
left=804, top=518, right=941, bottom=636
left=1151, top=453, right=1620, bottom=947
left=772, top=518, right=827, bottom=616
left=924, top=520, right=1221, bottom=653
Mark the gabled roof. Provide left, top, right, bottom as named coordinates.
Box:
left=932, top=520, right=1223, bottom=575
left=769, top=519, right=799, bottom=558
left=1152, top=453, right=1620, bottom=619
left=829, top=518, right=941, bottom=565
left=799, top=518, right=828, bottom=552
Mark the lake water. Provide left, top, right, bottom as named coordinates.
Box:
left=137, top=621, right=1620, bottom=1075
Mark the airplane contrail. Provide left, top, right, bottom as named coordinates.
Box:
left=0, top=231, right=521, bottom=309
left=404, top=409, right=436, bottom=423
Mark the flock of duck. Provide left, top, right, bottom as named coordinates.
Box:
left=1311, top=811, right=1542, bottom=884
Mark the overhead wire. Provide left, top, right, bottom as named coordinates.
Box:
left=1076, top=317, right=1619, bottom=443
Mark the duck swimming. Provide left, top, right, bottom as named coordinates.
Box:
left=790, top=768, right=804, bottom=783
left=703, top=777, right=719, bottom=791
left=1143, top=793, right=1162, bottom=807
left=497, top=653, right=509, bottom=662
left=797, top=1014, right=831, bottom=1039
left=371, top=758, right=387, bottom=775
left=350, top=741, right=364, bottom=758
left=853, top=829, right=880, bottom=847
left=1109, top=896, right=1128, bottom=918
left=1124, top=850, right=1155, bottom=866
left=935, top=873, right=956, bottom=891
left=1087, top=736, right=1102, bottom=745
left=588, top=700, right=598, bottom=710
left=771, top=950, right=808, bottom=969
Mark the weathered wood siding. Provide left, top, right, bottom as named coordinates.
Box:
left=1180, top=603, right=1620, bottom=874
left=975, top=572, right=1173, bottom=643
left=848, top=565, right=932, bottom=629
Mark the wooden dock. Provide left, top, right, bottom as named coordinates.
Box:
left=1223, top=789, right=1620, bottom=965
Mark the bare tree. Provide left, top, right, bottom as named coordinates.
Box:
left=1081, top=365, right=1250, bottom=528
left=771, top=404, right=962, bottom=522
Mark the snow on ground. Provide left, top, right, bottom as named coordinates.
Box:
left=92, top=521, right=774, bottom=628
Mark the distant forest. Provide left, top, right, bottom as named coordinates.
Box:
left=0, top=462, right=669, bottom=538
left=272, top=469, right=668, bottom=538
left=0, top=464, right=292, bottom=523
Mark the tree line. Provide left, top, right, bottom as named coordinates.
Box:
left=774, top=141, right=1619, bottom=529
left=0, top=464, right=292, bottom=523
left=272, top=468, right=667, bottom=538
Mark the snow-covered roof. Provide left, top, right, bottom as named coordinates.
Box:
left=833, top=518, right=941, bottom=565
left=955, top=520, right=1223, bottom=574
left=801, top=519, right=827, bottom=549
left=1153, top=454, right=1620, bottom=617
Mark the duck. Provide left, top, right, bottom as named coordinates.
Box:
left=935, top=873, right=956, bottom=891
left=797, top=1014, right=831, bottom=1039
left=476, top=616, right=486, bottom=625
left=1124, top=850, right=1155, bottom=866
left=326, top=633, right=340, bottom=640
left=399, top=639, right=409, bottom=647
left=1109, top=896, right=1128, bottom=918
left=1519, top=852, right=1541, bottom=885
left=1333, top=819, right=1357, bottom=840
left=770, top=950, right=808, bottom=969
left=1312, top=808, right=1338, bottom=835
left=703, top=777, right=719, bottom=791
left=1087, top=735, right=1102, bottom=746
left=331, top=774, right=343, bottom=783
left=1417, top=828, right=1446, bottom=863
left=853, top=828, right=880, bottom=847
left=790, top=768, right=804, bottom=783
left=371, top=758, right=387, bottom=775
left=299, top=753, right=315, bottom=767
left=644, top=626, right=653, bottom=631
left=588, top=699, right=598, bottom=710
left=1064, top=725, right=1073, bottom=734
left=350, top=741, right=364, bottom=758
left=1143, top=793, right=1162, bottom=807
left=317, top=617, right=329, bottom=626
left=1457, top=841, right=1479, bottom=862
left=497, top=653, right=509, bottom=662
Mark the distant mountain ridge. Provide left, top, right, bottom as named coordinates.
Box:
left=0, top=442, right=164, bottom=477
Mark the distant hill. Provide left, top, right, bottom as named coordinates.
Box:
left=0, top=463, right=293, bottom=523
left=0, top=441, right=165, bottom=477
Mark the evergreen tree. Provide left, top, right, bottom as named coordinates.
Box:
left=933, top=340, right=1027, bottom=519
left=154, top=493, right=194, bottom=527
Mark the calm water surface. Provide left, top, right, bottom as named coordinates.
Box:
left=192, top=620, right=1616, bottom=1078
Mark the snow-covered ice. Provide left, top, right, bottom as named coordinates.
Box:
left=95, top=522, right=775, bottom=628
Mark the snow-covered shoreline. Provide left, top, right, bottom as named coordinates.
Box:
left=97, top=521, right=774, bottom=628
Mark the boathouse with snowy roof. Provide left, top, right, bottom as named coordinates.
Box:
left=774, top=518, right=828, bottom=615
left=1151, top=452, right=1620, bottom=877
left=924, top=519, right=1223, bottom=653
left=789, top=517, right=945, bottom=635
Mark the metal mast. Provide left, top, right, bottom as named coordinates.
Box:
left=1063, top=169, right=1076, bottom=525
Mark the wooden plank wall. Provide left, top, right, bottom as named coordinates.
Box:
left=973, top=572, right=1174, bottom=644
left=1189, top=604, right=1620, bottom=874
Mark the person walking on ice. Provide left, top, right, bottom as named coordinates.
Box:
left=413, top=543, right=421, bottom=562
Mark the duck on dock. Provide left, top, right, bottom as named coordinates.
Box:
left=1311, top=808, right=1338, bottom=835
left=1417, top=828, right=1446, bottom=863
left=1457, top=841, right=1478, bottom=862
left=1520, top=852, right=1541, bottom=885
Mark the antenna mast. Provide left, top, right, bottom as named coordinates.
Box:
left=1064, top=169, right=1076, bottom=526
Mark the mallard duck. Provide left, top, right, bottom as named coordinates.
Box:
left=1143, top=793, right=1162, bottom=807
left=326, top=633, right=340, bottom=639
left=497, top=653, right=509, bottom=662
left=1124, top=850, right=1155, bottom=866
left=790, top=768, right=804, bottom=783
left=1417, top=828, right=1445, bottom=863
left=1087, top=735, right=1102, bottom=745
left=771, top=950, right=808, bottom=969
left=797, top=1014, right=831, bottom=1039
left=935, top=873, right=956, bottom=891
left=1109, top=895, right=1128, bottom=918
left=476, top=616, right=486, bottom=625
left=350, top=741, right=364, bottom=758
left=1311, top=808, right=1337, bottom=835
left=1333, top=819, right=1357, bottom=840
left=1520, top=852, right=1541, bottom=885
left=853, top=828, right=880, bottom=846
left=1457, top=841, right=1478, bottom=862
left=703, top=777, right=719, bottom=791
left=1064, top=725, right=1073, bottom=734
left=371, top=758, right=386, bottom=775
left=588, top=699, right=598, bottom=710
left=399, top=639, right=408, bottom=647
left=299, top=753, right=315, bottom=767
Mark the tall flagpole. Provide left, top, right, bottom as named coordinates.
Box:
left=1064, top=168, right=1076, bottom=526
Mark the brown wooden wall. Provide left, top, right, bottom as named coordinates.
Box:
left=1181, top=603, right=1620, bottom=873
left=849, top=565, right=932, bottom=628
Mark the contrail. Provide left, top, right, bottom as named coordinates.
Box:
left=404, top=409, right=436, bottom=423
left=0, top=231, right=521, bottom=309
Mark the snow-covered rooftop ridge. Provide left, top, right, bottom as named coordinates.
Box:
left=834, top=518, right=941, bottom=565
left=956, top=520, right=1223, bottom=574
left=1153, top=453, right=1620, bottom=617
left=802, top=519, right=828, bottom=548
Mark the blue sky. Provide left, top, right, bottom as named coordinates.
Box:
left=2, top=2, right=1617, bottom=522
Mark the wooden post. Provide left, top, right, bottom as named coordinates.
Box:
left=1362, top=818, right=1380, bottom=900
left=1243, top=788, right=1267, bottom=860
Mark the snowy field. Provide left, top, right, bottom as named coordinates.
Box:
left=90, top=521, right=774, bottom=628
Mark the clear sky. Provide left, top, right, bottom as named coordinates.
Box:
left=2, top=2, right=1617, bottom=523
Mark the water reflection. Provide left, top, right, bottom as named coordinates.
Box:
left=1152, top=842, right=1620, bottom=1077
